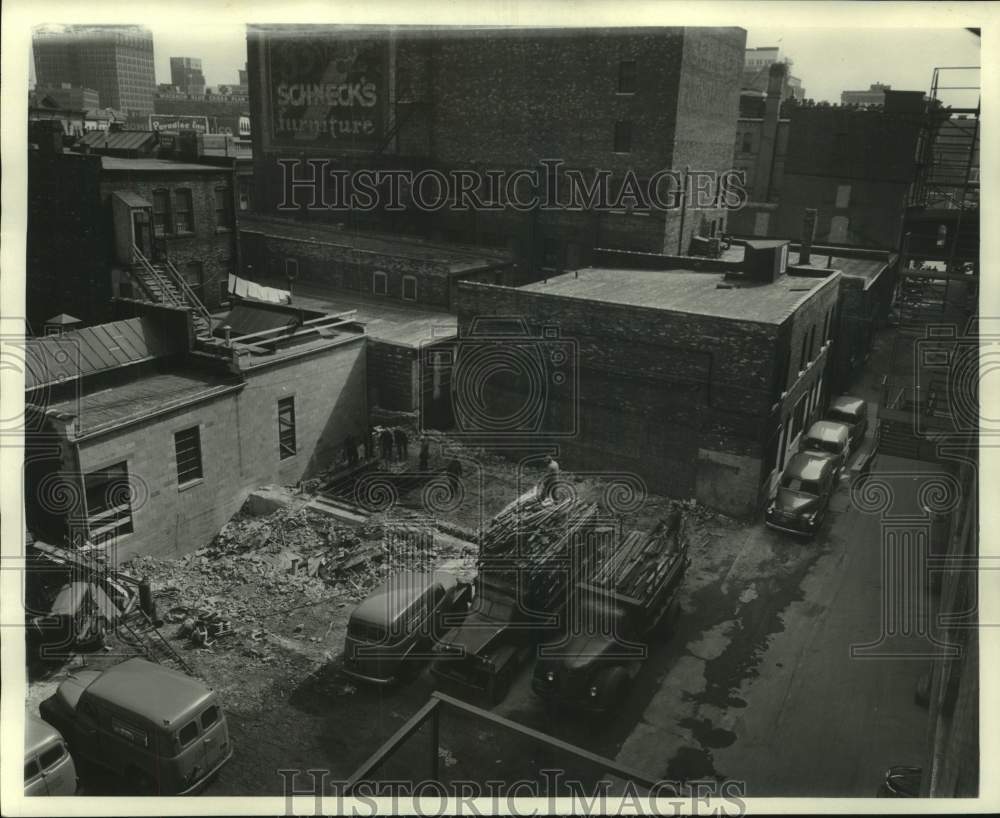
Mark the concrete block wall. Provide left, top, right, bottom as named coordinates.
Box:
left=72, top=338, right=366, bottom=559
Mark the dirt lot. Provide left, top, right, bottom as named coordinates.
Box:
left=26, top=437, right=742, bottom=796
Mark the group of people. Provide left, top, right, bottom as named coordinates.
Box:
left=343, top=426, right=433, bottom=471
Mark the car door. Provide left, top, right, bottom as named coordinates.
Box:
left=38, top=742, right=74, bottom=795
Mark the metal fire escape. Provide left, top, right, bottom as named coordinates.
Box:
left=878, top=64, right=980, bottom=461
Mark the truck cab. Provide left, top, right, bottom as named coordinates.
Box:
left=38, top=658, right=231, bottom=795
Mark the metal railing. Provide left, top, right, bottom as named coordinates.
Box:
left=161, top=258, right=214, bottom=328
left=130, top=245, right=185, bottom=308
left=343, top=691, right=659, bottom=794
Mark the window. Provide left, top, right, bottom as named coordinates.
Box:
left=741, top=131, right=753, bottom=153
left=152, top=188, right=171, bottom=235
left=174, top=188, right=194, bottom=233
left=219, top=278, right=230, bottom=303
left=25, top=760, right=40, bottom=780
left=829, top=215, right=849, bottom=243
left=613, top=121, right=632, bottom=153
left=835, top=184, right=851, bottom=208
left=618, top=60, right=637, bottom=94
left=214, top=186, right=232, bottom=228
left=85, top=462, right=134, bottom=540
left=372, top=270, right=388, bottom=296
left=278, top=397, right=296, bottom=459
left=826, top=307, right=834, bottom=341
left=285, top=258, right=298, bottom=279
left=799, top=333, right=809, bottom=371
left=174, top=427, right=203, bottom=485
left=40, top=744, right=66, bottom=770
left=201, top=705, right=220, bottom=729
left=808, top=325, right=817, bottom=360
left=402, top=275, right=417, bottom=301
left=178, top=721, right=199, bottom=746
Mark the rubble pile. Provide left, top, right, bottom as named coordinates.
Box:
left=123, top=506, right=456, bottom=638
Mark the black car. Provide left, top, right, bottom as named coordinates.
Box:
left=765, top=451, right=838, bottom=536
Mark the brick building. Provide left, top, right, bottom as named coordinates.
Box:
left=245, top=25, right=746, bottom=277
left=730, top=80, right=930, bottom=249
left=24, top=300, right=367, bottom=560
left=27, top=139, right=239, bottom=330
left=451, top=240, right=841, bottom=516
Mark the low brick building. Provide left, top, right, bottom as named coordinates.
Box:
left=239, top=214, right=513, bottom=311
left=27, top=140, right=239, bottom=330
left=452, top=241, right=841, bottom=516
left=24, top=300, right=367, bottom=559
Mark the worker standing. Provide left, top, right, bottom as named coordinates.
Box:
left=539, top=455, right=560, bottom=501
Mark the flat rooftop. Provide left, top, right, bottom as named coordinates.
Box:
left=791, top=251, right=888, bottom=282
left=241, top=214, right=510, bottom=273
left=258, top=278, right=456, bottom=347
left=46, top=369, right=239, bottom=437
left=100, top=156, right=231, bottom=173
left=520, top=267, right=830, bottom=324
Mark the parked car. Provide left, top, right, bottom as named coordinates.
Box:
left=25, top=713, right=77, bottom=796
left=877, top=765, right=922, bottom=797
left=825, top=395, right=869, bottom=453
left=799, top=420, right=851, bottom=476
left=343, top=570, right=472, bottom=685
left=765, top=452, right=839, bottom=536
left=38, top=658, right=231, bottom=795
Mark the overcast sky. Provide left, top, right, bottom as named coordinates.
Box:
left=30, top=25, right=981, bottom=106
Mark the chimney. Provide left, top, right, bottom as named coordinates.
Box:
left=751, top=62, right=787, bottom=203
left=801, top=208, right=818, bottom=264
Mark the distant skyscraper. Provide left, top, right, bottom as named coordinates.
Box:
left=32, top=24, right=155, bottom=117
left=170, top=56, right=206, bottom=97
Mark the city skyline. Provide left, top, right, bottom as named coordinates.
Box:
left=28, top=24, right=981, bottom=104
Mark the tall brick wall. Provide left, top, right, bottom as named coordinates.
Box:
left=454, top=278, right=785, bottom=515
left=239, top=229, right=455, bottom=308
left=100, top=171, right=237, bottom=309
left=368, top=339, right=417, bottom=411
left=27, top=152, right=112, bottom=328
left=72, top=338, right=366, bottom=559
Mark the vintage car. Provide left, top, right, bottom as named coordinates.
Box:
left=343, top=570, right=472, bottom=685
left=799, top=420, right=852, bottom=476
left=765, top=451, right=839, bottom=536
left=38, top=658, right=231, bottom=795
left=25, top=713, right=77, bottom=796
left=825, top=395, right=869, bottom=453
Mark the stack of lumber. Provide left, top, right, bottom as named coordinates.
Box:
left=592, top=506, right=689, bottom=602
left=478, top=496, right=603, bottom=610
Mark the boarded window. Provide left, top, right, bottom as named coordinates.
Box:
left=174, top=427, right=203, bottom=485
left=152, top=189, right=171, bottom=235
left=278, top=397, right=296, bottom=459
left=618, top=60, right=637, bottom=94
left=85, top=462, right=134, bottom=540
left=402, top=275, right=417, bottom=301
left=174, top=188, right=194, bottom=233
left=613, top=121, right=632, bottom=153
left=214, top=186, right=232, bottom=228
left=835, top=184, right=851, bottom=208
left=829, top=215, right=849, bottom=243
left=373, top=270, right=388, bottom=296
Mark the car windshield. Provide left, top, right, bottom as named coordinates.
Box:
left=807, top=438, right=842, bottom=454
left=781, top=477, right=820, bottom=495
left=828, top=409, right=856, bottom=425
left=349, top=620, right=386, bottom=643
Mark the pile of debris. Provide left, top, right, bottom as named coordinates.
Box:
left=124, top=505, right=455, bottom=638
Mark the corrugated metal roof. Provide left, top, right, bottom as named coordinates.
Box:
left=25, top=318, right=182, bottom=391
left=79, top=129, right=156, bottom=151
